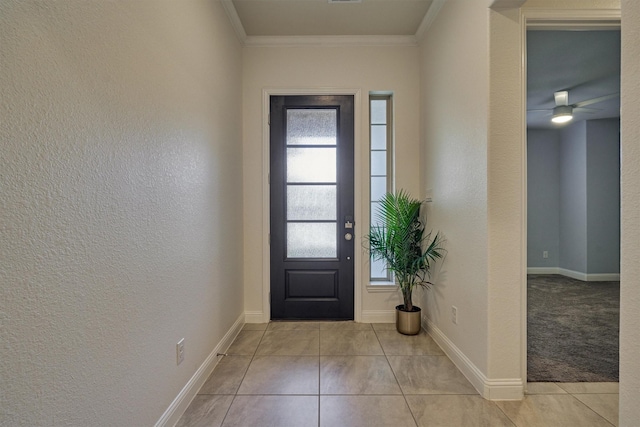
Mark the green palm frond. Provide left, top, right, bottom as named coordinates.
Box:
left=366, top=190, right=445, bottom=311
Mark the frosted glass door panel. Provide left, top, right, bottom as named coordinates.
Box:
left=287, top=109, right=337, bottom=145
left=287, top=147, right=336, bottom=183
left=287, top=223, right=337, bottom=258
left=287, top=185, right=337, bottom=221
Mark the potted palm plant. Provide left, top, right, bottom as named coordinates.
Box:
left=366, top=190, right=444, bottom=335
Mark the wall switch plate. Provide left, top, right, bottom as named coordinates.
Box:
left=451, top=306, right=458, bottom=325
left=176, top=338, right=185, bottom=365
left=543, top=251, right=549, bottom=259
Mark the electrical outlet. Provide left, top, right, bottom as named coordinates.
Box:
left=176, top=338, right=185, bottom=365
left=543, top=251, right=549, bottom=259
left=451, top=306, right=458, bottom=325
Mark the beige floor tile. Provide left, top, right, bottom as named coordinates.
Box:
left=267, top=321, right=321, bottom=330
left=526, top=382, right=568, bottom=395
left=496, top=395, right=615, bottom=427
left=222, top=395, right=318, bottom=427
left=320, top=329, right=384, bottom=355
left=372, top=322, right=397, bottom=331
left=226, top=331, right=264, bottom=355
left=237, top=355, right=319, bottom=395
left=242, top=323, right=268, bottom=331
left=574, top=394, right=619, bottom=426
left=199, top=356, right=252, bottom=395
left=376, top=330, right=444, bottom=356
left=556, top=382, right=619, bottom=394
left=320, top=356, right=401, bottom=395
left=388, top=356, right=477, bottom=395
left=320, top=395, right=417, bottom=427
left=176, top=395, right=234, bottom=427
left=256, top=330, right=320, bottom=355
left=406, top=395, right=515, bottom=427
left=319, top=321, right=373, bottom=331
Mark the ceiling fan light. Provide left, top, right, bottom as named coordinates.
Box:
left=551, top=105, right=573, bottom=124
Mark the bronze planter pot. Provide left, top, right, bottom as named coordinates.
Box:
left=396, top=305, right=422, bottom=335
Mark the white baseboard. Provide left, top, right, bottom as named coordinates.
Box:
left=423, top=317, right=524, bottom=401
left=244, top=310, right=267, bottom=323
left=155, top=313, right=245, bottom=427
left=361, top=309, right=395, bottom=323
left=527, top=267, right=559, bottom=275
left=584, top=273, right=620, bottom=281
left=527, top=267, right=620, bottom=281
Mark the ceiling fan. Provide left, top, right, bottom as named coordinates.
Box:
left=528, top=90, right=620, bottom=124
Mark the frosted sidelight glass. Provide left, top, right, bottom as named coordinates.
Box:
left=370, top=257, right=388, bottom=280
left=371, top=176, right=387, bottom=202
left=287, top=185, right=337, bottom=220
left=371, top=151, right=387, bottom=176
left=287, top=109, right=337, bottom=145
left=371, top=125, right=387, bottom=150
left=370, top=100, right=387, bottom=124
left=287, top=147, right=336, bottom=183
left=370, top=202, right=384, bottom=226
left=287, top=223, right=337, bottom=258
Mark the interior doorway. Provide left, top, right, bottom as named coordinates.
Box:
left=525, top=27, right=621, bottom=383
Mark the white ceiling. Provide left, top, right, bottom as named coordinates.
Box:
left=223, top=2, right=620, bottom=129
left=527, top=30, right=621, bottom=129
left=228, top=0, right=435, bottom=37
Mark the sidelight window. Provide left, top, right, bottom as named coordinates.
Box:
left=369, top=94, right=394, bottom=282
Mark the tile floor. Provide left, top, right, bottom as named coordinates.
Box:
left=177, top=322, right=619, bottom=427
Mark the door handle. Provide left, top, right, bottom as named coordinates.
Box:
left=344, top=233, right=353, bottom=241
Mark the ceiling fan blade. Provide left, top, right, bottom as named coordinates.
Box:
left=554, top=91, right=569, bottom=107
left=573, top=107, right=600, bottom=113
left=573, top=92, right=619, bottom=108
left=527, top=109, right=551, bottom=115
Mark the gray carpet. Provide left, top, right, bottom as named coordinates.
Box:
left=527, top=274, right=619, bottom=382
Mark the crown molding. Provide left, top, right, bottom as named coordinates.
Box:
left=490, top=0, right=526, bottom=10
left=415, top=0, right=447, bottom=40
left=244, top=35, right=418, bottom=47
left=523, top=8, right=621, bottom=22
left=221, top=0, right=247, bottom=44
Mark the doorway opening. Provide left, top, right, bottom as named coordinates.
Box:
left=525, top=27, right=621, bottom=383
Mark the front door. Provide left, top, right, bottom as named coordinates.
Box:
left=270, top=95, right=355, bottom=320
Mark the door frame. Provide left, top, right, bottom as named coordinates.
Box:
left=259, top=88, right=363, bottom=323
left=519, top=7, right=621, bottom=388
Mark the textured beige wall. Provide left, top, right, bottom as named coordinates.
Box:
left=242, top=45, right=421, bottom=319
left=419, top=0, right=492, bottom=378
left=620, top=0, right=640, bottom=424
left=420, top=0, right=623, bottom=397
left=0, top=1, right=244, bottom=425
left=486, top=5, right=525, bottom=384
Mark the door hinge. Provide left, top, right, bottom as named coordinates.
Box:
left=268, top=233, right=271, bottom=245
left=268, top=113, right=270, bottom=126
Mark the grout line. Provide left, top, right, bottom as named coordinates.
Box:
left=492, top=401, right=518, bottom=427
left=566, top=394, right=617, bottom=427
left=218, top=325, right=268, bottom=426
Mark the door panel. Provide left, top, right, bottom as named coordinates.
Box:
left=270, top=95, right=354, bottom=320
